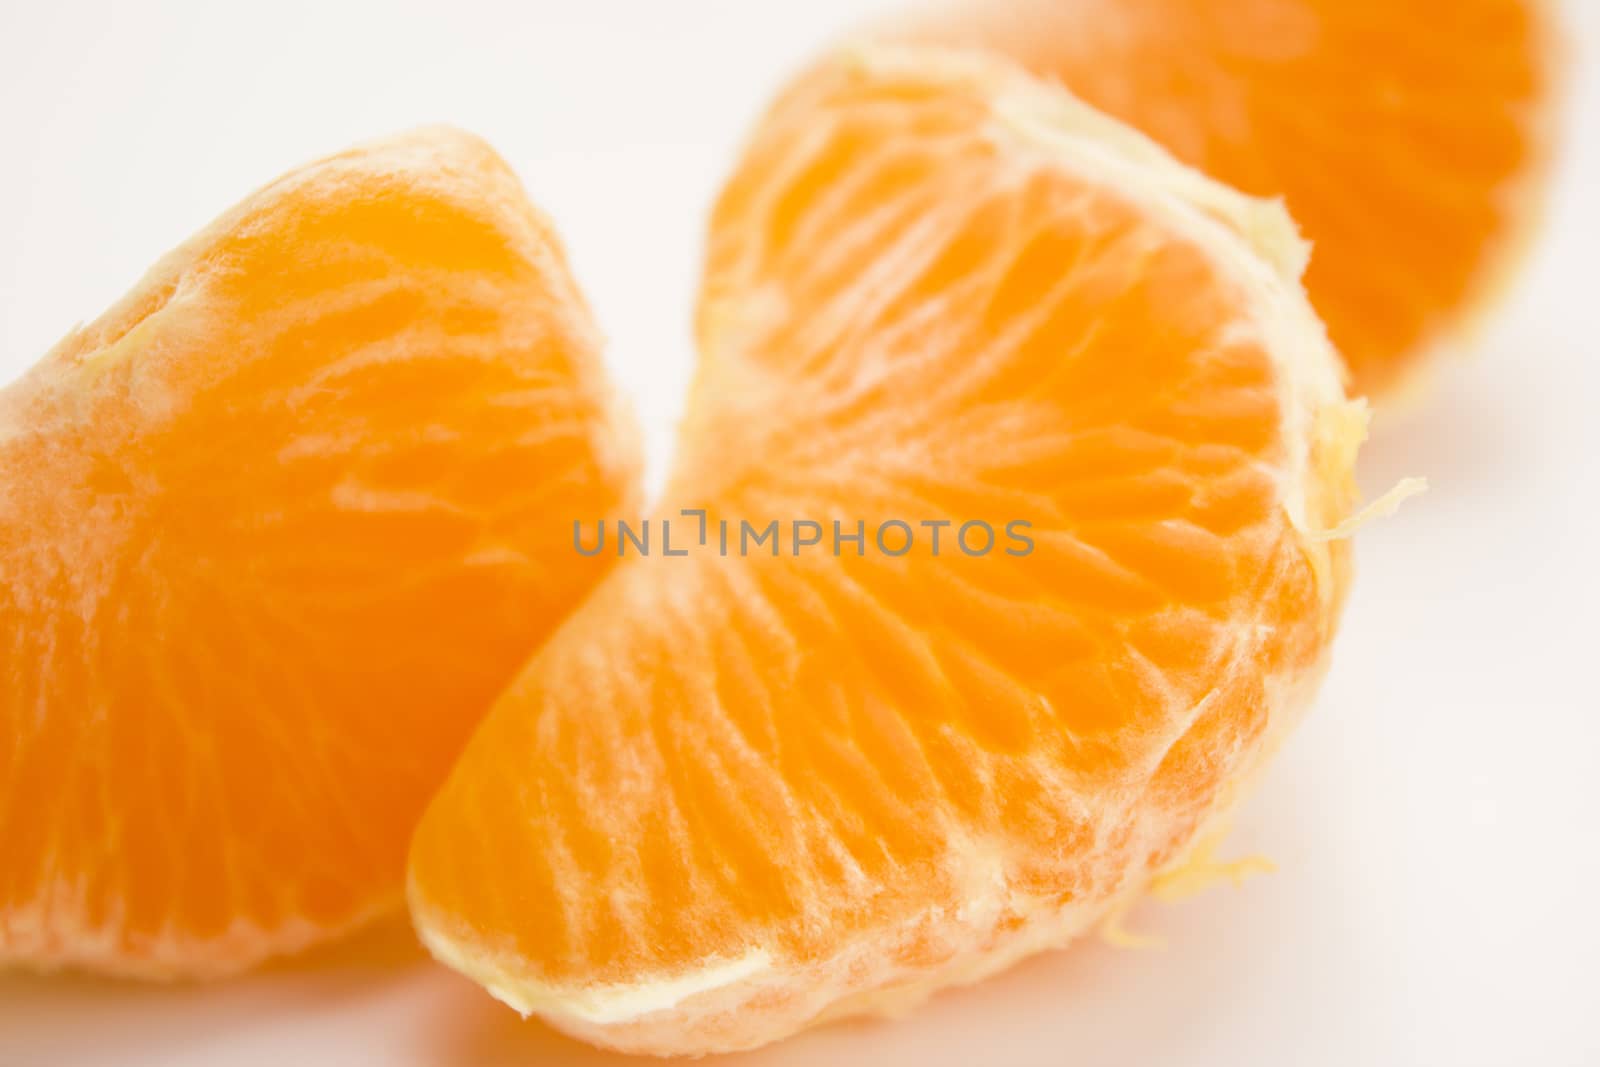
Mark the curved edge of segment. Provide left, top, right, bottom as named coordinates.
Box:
left=412, top=902, right=772, bottom=1026
left=0, top=889, right=404, bottom=982
left=838, top=43, right=1359, bottom=540
left=27, top=125, right=522, bottom=377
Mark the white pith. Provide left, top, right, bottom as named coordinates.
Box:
left=0, top=890, right=402, bottom=981
left=415, top=917, right=773, bottom=1026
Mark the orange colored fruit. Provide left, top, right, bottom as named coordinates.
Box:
left=408, top=47, right=1364, bottom=1055
left=0, top=128, right=639, bottom=977
left=892, top=0, right=1559, bottom=399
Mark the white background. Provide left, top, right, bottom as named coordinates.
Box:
left=1, top=2, right=1597, bottom=1064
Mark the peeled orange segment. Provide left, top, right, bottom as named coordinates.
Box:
left=0, top=128, right=640, bottom=978
left=892, top=0, right=1559, bottom=400
left=408, top=48, right=1362, bottom=1056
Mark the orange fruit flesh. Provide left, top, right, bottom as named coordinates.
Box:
left=892, top=0, right=1558, bottom=399
left=0, top=128, right=639, bottom=977
left=408, top=48, right=1362, bottom=1056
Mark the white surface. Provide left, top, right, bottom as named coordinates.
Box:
left=1, top=2, right=1598, bottom=1064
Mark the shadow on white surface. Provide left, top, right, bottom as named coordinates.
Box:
left=0, top=920, right=429, bottom=1063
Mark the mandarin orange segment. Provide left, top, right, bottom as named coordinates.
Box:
left=0, top=128, right=640, bottom=977
left=407, top=48, right=1363, bottom=1056
left=892, top=0, right=1559, bottom=399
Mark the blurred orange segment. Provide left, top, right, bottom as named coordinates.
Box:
left=893, top=0, right=1559, bottom=398
left=0, top=128, right=639, bottom=977
left=408, top=48, right=1362, bottom=1056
